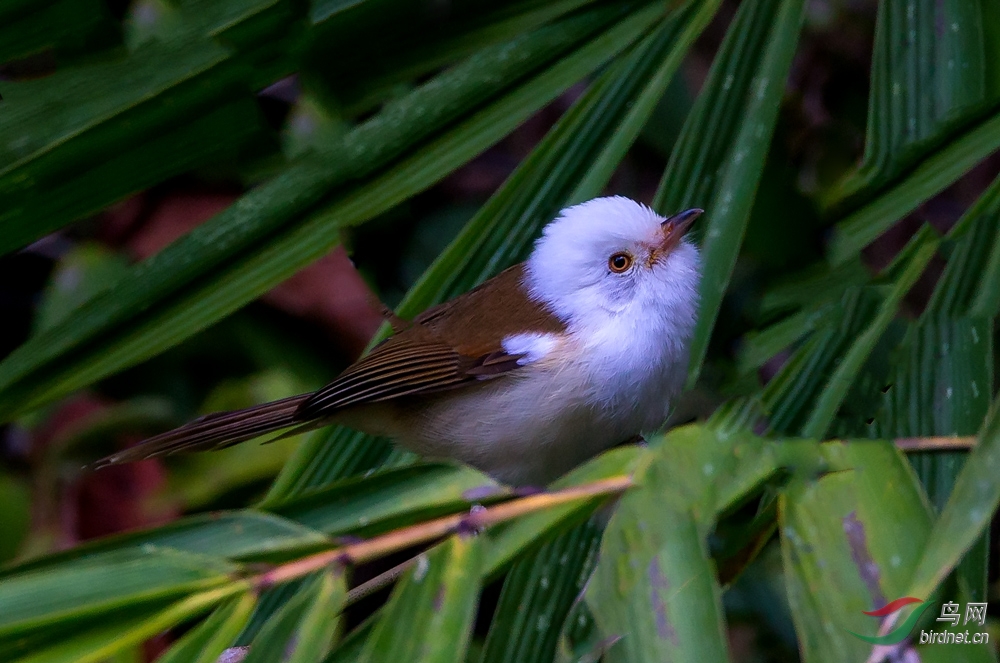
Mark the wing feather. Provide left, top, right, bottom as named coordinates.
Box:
left=94, top=264, right=568, bottom=468
left=298, top=336, right=481, bottom=416
left=298, top=264, right=566, bottom=419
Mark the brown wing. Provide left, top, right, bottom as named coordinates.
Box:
left=414, top=264, right=566, bottom=355
left=298, top=334, right=477, bottom=415
left=298, top=264, right=565, bottom=418
left=93, top=265, right=566, bottom=468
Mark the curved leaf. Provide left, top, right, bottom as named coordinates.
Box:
left=829, top=110, right=1000, bottom=264
left=585, top=441, right=730, bottom=663
left=824, top=0, right=1000, bottom=213
left=779, top=442, right=937, bottom=662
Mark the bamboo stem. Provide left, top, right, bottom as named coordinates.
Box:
left=894, top=436, right=976, bottom=451
left=253, top=475, right=631, bottom=590
left=251, top=436, right=974, bottom=592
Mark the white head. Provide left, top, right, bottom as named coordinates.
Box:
left=524, top=196, right=702, bottom=341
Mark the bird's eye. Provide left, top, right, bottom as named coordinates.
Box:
left=608, top=252, right=633, bottom=273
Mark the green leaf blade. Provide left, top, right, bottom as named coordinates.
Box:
left=157, top=593, right=258, bottom=663
left=243, top=570, right=345, bottom=663
left=779, top=443, right=935, bottom=662
left=651, top=0, right=807, bottom=386
left=359, top=535, right=483, bottom=663
left=0, top=548, right=237, bottom=638
left=0, top=1, right=664, bottom=422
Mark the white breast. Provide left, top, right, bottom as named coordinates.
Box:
left=353, top=197, right=702, bottom=484
left=387, top=324, right=688, bottom=485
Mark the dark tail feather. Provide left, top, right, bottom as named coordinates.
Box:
left=91, top=394, right=312, bottom=469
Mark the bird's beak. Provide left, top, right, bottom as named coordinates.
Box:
left=658, top=208, right=703, bottom=252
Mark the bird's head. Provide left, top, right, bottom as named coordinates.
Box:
left=524, top=196, right=702, bottom=334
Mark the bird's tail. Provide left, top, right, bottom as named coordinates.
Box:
left=91, top=393, right=312, bottom=469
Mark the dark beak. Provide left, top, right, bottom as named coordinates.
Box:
left=659, top=208, right=703, bottom=251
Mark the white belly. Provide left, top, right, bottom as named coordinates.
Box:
left=343, top=349, right=682, bottom=485
left=410, top=371, right=618, bottom=484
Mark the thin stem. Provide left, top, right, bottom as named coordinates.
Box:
left=254, top=475, right=631, bottom=590
left=346, top=557, right=418, bottom=606
left=894, top=436, right=976, bottom=451
left=251, top=436, right=972, bottom=593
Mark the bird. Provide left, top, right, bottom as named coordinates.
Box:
left=94, top=197, right=703, bottom=485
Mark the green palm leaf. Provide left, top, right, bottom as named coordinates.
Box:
left=3, top=0, right=1000, bottom=660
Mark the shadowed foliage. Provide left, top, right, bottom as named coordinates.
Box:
left=1, top=0, right=999, bottom=661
